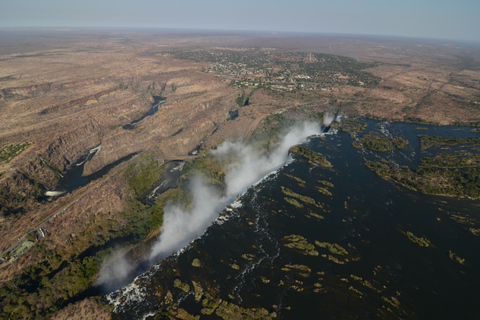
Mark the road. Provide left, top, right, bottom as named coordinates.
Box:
left=0, top=170, right=120, bottom=265
left=243, top=114, right=268, bottom=145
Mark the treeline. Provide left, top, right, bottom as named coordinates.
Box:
left=173, top=49, right=381, bottom=88
left=364, top=159, right=480, bottom=199
left=420, top=153, right=480, bottom=168
left=354, top=131, right=409, bottom=152
left=419, top=135, right=480, bottom=150
left=335, top=118, right=367, bottom=138
left=0, top=154, right=228, bottom=319
left=290, top=145, right=333, bottom=168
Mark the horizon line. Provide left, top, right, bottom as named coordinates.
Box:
left=0, top=26, right=478, bottom=45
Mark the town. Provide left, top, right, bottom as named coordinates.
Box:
left=173, top=47, right=381, bottom=92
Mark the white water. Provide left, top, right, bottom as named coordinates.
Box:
left=100, top=116, right=336, bottom=293
left=148, top=121, right=322, bottom=261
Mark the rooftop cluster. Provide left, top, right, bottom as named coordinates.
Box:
left=173, top=48, right=380, bottom=92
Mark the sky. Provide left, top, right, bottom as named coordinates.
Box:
left=1, top=0, right=479, bottom=42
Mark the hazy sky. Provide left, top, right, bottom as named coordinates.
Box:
left=1, top=0, right=479, bottom=42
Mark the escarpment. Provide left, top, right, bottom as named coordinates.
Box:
left=1, top=78, right=106, bottom=101
left=39, top=86, right=120, bottom=115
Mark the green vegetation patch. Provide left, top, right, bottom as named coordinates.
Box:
left=0, top=142, right=31, bottom=163
left=121, top=187, right=188, bottom=243
left=306, top=212, right=324, bottom=220
left=419, top=135, right=480, bottom=150
left=234, top=91, right=254, bottom=107
left=199, top=297, right=276, bottom=319
left=337, top=118, right=368, bottom=138
left=315, top=241, right=349, bottom=255
left=0, top=242, right=115, bottom=319
left=358, top=131, right=394, bottom=152
left=282, top=234, right=318, bottom=256
left=284, top=197, right=303, bottom=208
left=250, top=112, right=301, bottom=150
left=420, top=153, right=480, bottom=168
left=392, top=137, right=409, bottom=149
left=241, top=253, right=255, bottom=260
left=182, top=155, right=225, bottom=188
left=404, top=231, right=432, bottom=247
left=364, top=159, right=480, bottom=199
left=350, top=275, right=382, bottom=293
left=191, top=281, right=203, bottom=302
left=469, top=228, right=480, bottom=236
left=229, top=263, right=240, bottom=270
left=284, top=173, right=306, bottom=185
left=281, top=186, right=321, bottom=207
left=289, top=145, right=333, bottom=167
left=173, top=48, right=380, bottom=90
left=449, top=250, right=465, bottom=264
left=318, top=180, right=334, bottom=188
left=191, top=258, right=202, bottom=267
left=316, top=186, right=332, bottom=196
left=124, top=158, right=166, bottom=198
left=281, top=264, right=312, bottom=277
left=174, top=278, right=191, bottom=293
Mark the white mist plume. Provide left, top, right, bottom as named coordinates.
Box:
left=149, top=121, right=321, bottom=261
left=214, top=122, right=321, bottom=197
left=96, top=249, right=135, bottom=292
left=149, top=176, right=221, bottom=259
left=323, top=113, right=335, bottom=127
left=99, top=120, right=326, bottom=291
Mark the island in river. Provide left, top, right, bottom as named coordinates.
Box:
left=0, top=29, right=479, bottom=319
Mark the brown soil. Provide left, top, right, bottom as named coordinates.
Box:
left=0, top=29, right=479, bottom=317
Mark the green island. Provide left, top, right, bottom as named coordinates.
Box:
left=364, top=159, right=480, bottom=199
left=359, top=132, right=480, bottom=199
left=289, top=145, right=333, bottom=167
left=334, top=118, right=368, bottom=138
left=420, top=152, right=480, bottom=168
left=419, top=135, right=480, bottom=150
left=282, top=234, right=319, bottom=256
left=404, top=231, right=432, bottom=247
left=392, top=137, right=409, bottom=149
left=281, top=264, right=312, bottom=278
left=449, top=250, right=466, bottom=264
left=155, top=287, right=278, bottom=320
left=315, top=241, right=351, bottom=264
left=355, top=131, right=394, bottom=151
left=281, top=186, right=323, bottom=208
left=351, top=129, right=409, bottom=151
left=1, top=28, right=480, bottom=320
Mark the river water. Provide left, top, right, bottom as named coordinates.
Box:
left=108, top=120, right=480, bottom=320
left=123, top=96, right=166, bottom=130
left=48, top=97, right=166, bottom=195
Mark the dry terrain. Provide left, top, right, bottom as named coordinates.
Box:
left=0, top=29, right=479, bottom=319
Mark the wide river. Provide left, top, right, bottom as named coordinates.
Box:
left=109, top=120, right=480, bottom=320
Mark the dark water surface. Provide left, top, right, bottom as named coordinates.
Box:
left=109, top=121, right=480, bottom=319
left=51, top=96, right=167, bottom=194
left=123, top=96, right=166, bottom=130
left=54, top=152, right=137, bottom=194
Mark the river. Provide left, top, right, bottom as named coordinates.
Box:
left=123, top=96, right=166, bottom=130
left=108, top=120, right=480, bottom=319
left=46, top=96, right=166, bottom=196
